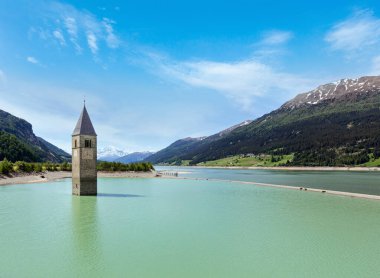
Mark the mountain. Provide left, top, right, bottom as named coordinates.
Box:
left=146, top=76, right=380, bottom=166
left=146, top=120, right=251, bottom=164
left=97, top=146, right=128, bottom=162
left=37, top=137, right=71, bottom=162
left=0, top=109, right=71, bottom=162
left=115, top=152, right=155, bottom=163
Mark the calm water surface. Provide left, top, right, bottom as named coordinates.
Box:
left=156, top=166, right=380, bottom=195
left=0, top=174, right=380, bottom=277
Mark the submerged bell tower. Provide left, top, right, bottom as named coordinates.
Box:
left=72, top=103, right=97, bottom=196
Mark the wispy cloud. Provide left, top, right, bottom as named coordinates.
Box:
left=325, top=9, right=380, bottom=53
left=86, top=31, right=98, bottom=54
left=146, top=53, right=316, bottom=110
left=27, top=56, right=39, bottom=64
left=53, top=29, right=66, bottom=46
left=260, top=30, right=293, bottom=45
left=64, top=17, right=81, bottom=52
left=31, top=1, right=121, bottom=57
left=102, top=18, right=120, bottom=48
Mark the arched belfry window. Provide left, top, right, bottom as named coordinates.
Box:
left=85, top=139, right=92, bottom=148
left=74, top=140, right=77, bottom=148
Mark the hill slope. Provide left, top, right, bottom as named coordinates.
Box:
left=116, top=152, right=155, bottom=163
left=0, top=109, right=71, bottom=162
left=146, top=120, right=252, bottom=164
left=146, top=76, right=380, bottom=166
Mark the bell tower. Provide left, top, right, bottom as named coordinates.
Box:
left=72, top=104, right=97, bottom=196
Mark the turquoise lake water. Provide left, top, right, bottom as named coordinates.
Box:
left=1, top=172, right=380, bottom=277
left=156, top=166, right=380, bottom=195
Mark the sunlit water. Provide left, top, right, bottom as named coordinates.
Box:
left=1, top=173, right=380, bottom=277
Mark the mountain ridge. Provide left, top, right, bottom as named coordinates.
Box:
left=116, top=152, right=155, bottom=163
left=146, top=120, right=255, bottom=164
left=146, top=75, right=380, bottom=166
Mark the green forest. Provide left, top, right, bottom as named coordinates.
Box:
left=0, top=159, right=154, bottom=175
left=97, top=161, right=154, bottom=172
left=0, top=131, right=41, bottom=162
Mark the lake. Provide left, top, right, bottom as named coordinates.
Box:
left=156, top=166, right=380, bottom=195
left=1, top=170, right=380, bottom=277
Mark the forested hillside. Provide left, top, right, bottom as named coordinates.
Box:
left=0, top=109, right=70, bottom=162
left=146, top=76, right=380, bottom=166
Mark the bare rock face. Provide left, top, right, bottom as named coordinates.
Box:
left=0, top=110, right=38, bottom=145
left=282, top=76, right=380, bottom=110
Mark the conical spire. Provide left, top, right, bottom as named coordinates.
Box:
left=72, top=105, right=97, bottom=136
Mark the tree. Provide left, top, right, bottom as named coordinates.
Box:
left=0, top=158, right=13, bottom=174
left=374, top=147, right=380, bottom=159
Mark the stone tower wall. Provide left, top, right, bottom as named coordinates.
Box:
left=72, top=135, right=97, bottom=195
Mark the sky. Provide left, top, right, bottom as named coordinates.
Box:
left=1, top=0, right=380, bottom=153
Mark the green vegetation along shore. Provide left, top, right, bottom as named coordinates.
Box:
left=197, top=154, right=294, bottom=167
left=161, top=152, right=380, bottom=167
left=0, top=159, right=154, bottom=175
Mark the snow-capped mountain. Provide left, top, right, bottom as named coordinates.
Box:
left=148, top=75, right=380, bottom=166
left=97, top=146, right=128, bottom=162
left=282, top=76, right=380, bottom=110
left=214, top=120, right=253, bottom=137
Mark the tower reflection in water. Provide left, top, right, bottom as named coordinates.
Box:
left=71, top=196, right=105, bottom=275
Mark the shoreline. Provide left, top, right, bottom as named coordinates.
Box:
left=0, top=172, right=72, bottom=186
left=159, top=165, right=380, bottom=172
left=1, top=170, right=380, bottom=201
left=0, top=171, right=157, bottom=186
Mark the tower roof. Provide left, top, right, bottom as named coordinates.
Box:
left=72, top=105, right=97, bottom=136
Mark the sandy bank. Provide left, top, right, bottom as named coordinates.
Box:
left=98, top=171, right=157, bottom=179
left=0, top=171, right=71, bottom=186
left=0, top=171, right=157, bottom=186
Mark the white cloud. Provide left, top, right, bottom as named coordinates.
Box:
left=27, top=56, right=39, bottom=64
left=148, top=53, right=315, bottom=110
left=64, top=17, right=77, bottom=37
left=64, top=17, right=81, bottom=52
left=53, top=29, right=66, bottom=45
left=102, top=18, right=120, bottom=48
left=325, top=9, right=380, bottom=53
left=33, top=1, right=121, bottom=56
left=261, top=30, right=293, bottom=45
left=86, top=31, right=98, bottom=54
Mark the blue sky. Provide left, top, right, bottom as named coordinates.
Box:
left=1, top=0, right=380, bottom=153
